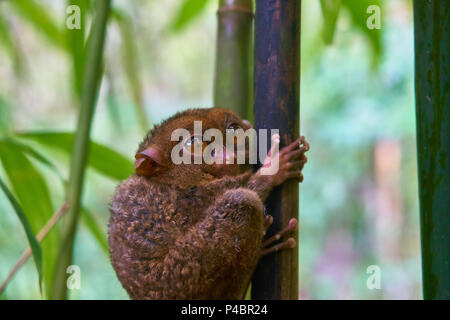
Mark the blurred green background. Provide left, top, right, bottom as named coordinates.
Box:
left=0, top=0, right=420, bottom=299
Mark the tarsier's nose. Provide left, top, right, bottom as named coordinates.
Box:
left=210, top=146, right=233, bottom=165
left=224, top=147, right=234, bottom=164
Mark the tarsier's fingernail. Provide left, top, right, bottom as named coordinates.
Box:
left=272, top=134, right=280, bottom=144
left=288, top=218, right=298, bottom=230
left=304, top=140, right=310, bottom=151
left=287, top=238, right=296, bottom=248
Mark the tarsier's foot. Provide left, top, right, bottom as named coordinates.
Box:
left=260, top=217, right=298, bottom=257
left=258, top=135, right=307, bottom=256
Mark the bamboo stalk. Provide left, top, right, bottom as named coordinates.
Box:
left=251, top=0, right=301, bottom=300
left=413, top=0, right=450, bottom=300
left=0, top=203, right=69, bottom=295
left=51, top=0, right=111, bottom=299
left=213, top=0, right=253, bottom=118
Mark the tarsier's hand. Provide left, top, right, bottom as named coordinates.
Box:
left=260, top=134, right=309, bottom=187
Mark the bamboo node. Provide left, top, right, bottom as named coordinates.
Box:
left=217, top=5, right=254, bottom=15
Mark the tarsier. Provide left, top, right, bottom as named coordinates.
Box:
left=108, top=108, right=309, bottom=299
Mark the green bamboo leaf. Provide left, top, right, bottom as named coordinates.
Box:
left=81, top=207, right=108, bottom=255
left=0, top=141, right=58, bottom=298
left=5, top=137, right=110, bottom=256
left=0, top=12, right=23, bottom=75
left=0, top=97, right=12, bottom=134
left=0, top=178, right=43, bottom=293
left=66, top=0, right=91, bottom=99
left=105, top=69, right=124, bottom=132
left=4, top=137, right=65, bottom=182
left=10, top=0, right=91, bottom=98
left=112, top=10, right=149, bottom=132
left=168, top=0, right=210, bottom=33
left=16, top=132, right=133, bottom=181
left=10, top=0, right=66, bottom=49
left=320, top=0, right=342, bottom=44
left=342, top=0, right=382, bottom=67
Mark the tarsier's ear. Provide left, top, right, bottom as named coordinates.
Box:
left=135, top=147, right=164, bottom=177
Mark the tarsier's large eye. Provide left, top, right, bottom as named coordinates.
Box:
left=184, top=136, right=206, bottom=154
left=226, top=123, right=246, bottom=147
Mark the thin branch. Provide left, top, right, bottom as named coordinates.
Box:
left=0, top=203, right=69, bottom=295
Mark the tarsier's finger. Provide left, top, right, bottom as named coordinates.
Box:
left=287, top=160, right=306, bottom=170
left=284, top=147, right=308, bottom=161
left=287, top=170, right=304, bottom=182
left=261, top=238, right=296, bottom=257
left=300, top=136, right=310, bottom=151
left=262, top=218, right=298, bottom=248
left=266, top=134, right=281, bottom=158
left=264, top=214, right=274, bottom=231
left=282, top=137, right=303, bottom=154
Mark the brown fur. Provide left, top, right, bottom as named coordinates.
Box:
left=108, top=107, right=307, bottom=299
